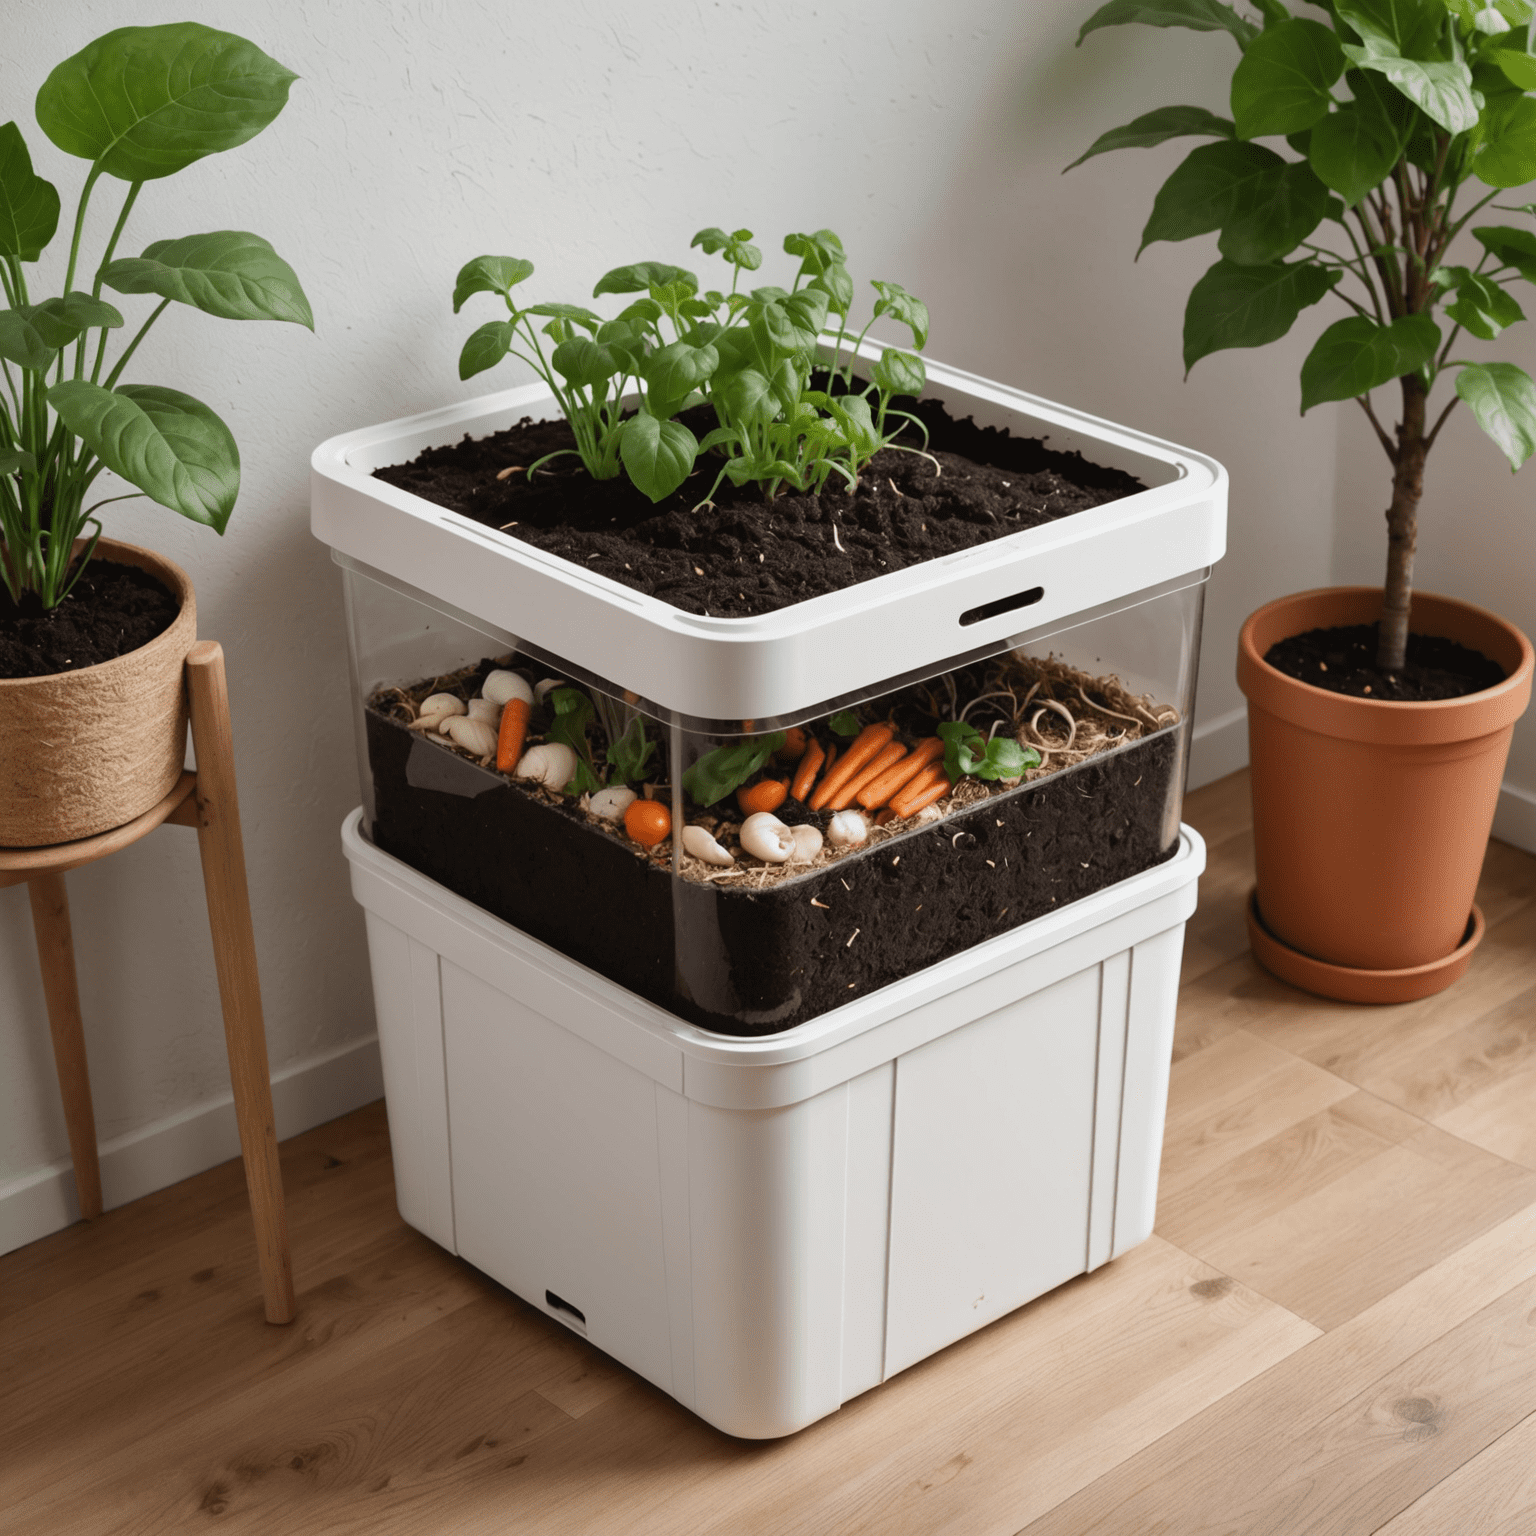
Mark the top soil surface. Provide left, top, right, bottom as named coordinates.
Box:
left=373, top=389, right=1145, bottom=619
left=0, top=560, right=180, bottom=680
left=1264, top=623, right=1506, bottom=701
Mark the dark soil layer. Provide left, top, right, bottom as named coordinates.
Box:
left=0, top=560, right=180, bottom=680
left=365, top=706, right=1178, bottom=1036
left=373, top=391, right=1145, bottom=619
left=1265, top=623, right=1505, bottom=701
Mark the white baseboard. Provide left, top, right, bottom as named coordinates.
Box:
left=0, top=1033, right=383, bottom=1258
left=1187, top=704, right=1248, bottom=791
left=1494, top=779, right=1536, bottom=855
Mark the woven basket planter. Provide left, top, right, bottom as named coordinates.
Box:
left=0, top=539, right=197, bottom=848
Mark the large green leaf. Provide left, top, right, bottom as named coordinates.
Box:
left=1308, top=102, right=1405, bottom=202
left=1455, top=360, right=1536, bottom=467
left=452, top=256, right=534, bottom=313
left=1299, top=312, right=1440, bottom=408
left=1141, top=140, right=1289, bottom=249
left=1066, top=106, right=1237, bottom=171
left=1232, top=19, right=1347, bottom=138
left=1435, top=265, right=1526, bottom=336
left=869, top=281, right=927, bottom=348
left=552, top=336, right=618, bottom=391
left=1473, top=223, right=1536, bottom=281
left=592, top=262, right=698, bottom=299
left=1342, top=35, right=1480, bottom=132
left=1494, top=48, right=1536, bottom=89
left=101, top=230, right=312, bottom=327
left=1222, top=159, right=1332, bottom=260
left=1077, top=0, right=1260, bottom=47
left=618, top=413, right=698, bottom=502
left=871, top=347, right=926, bottom=396
left=48, top=380, right=239, bottom=528
left=458, top=320, right=515, bottom=381
left=1183, top=257, right=1340, bottom=369
left=1335, top=0, right=1446, bottom=56
left=0, top=122, right=59, bottom=261
left=1475, top=94, right=1536, bottom=186
left=0, top=293, right=123, bottom=371
left=641, top=340, right=718, bottom=418
left=35, top=24, right=296, bottom=181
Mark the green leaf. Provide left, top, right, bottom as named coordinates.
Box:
left=719, top=367, right=777, bottom=425
left=869, top=280, right=929, bottom=348
left=1232, top=19, right=1347, bottom=138
left=605, top=715, right=657, bottom=785
left=1308, top=102, right=1406, bottom=203
left=542, top=688, right=602, bottom=795
left=1435, top=265, right=1526, bottom=336
left=452, top=256, right=533, bottom=313
left=0, top=293, right=124, bottom=371
left=48, top=380, right=239, bottom=528
left=1077, top=0, right=1260, bottom=48
left=592, top=262, right=697, bottom=298
left=808, top=261, right=855, bottom=312
left=641, top=340, right=719, bottom=418
left=1335, top=0, right=1446, bottom=56
left=871, top=347, right=926, bottom=396
left=1473, top=223, right=1536, bottom=280
left=783, top=229, right=845, bottom=278
left=827, top=395, right=880, bottom=456
left=551, top=336, right=617, bottom=391
left=1183, top=257, right=1340, bottom=370
left=1299, top=312, right=1440, bottom=408
left=1222, top=158, right=1332, bottom=261
left=936, top=720, right=1038, bottom=783
left=35, top=23, right=296, bottom=181
left=1342, top=36, right=1480, bottom=132
left=1494, top=49, right=1536, bottom=88
left=1065, top=105, right=1237, bottom=171
left=458, top=320, right=515, bottom=381
left=1475, top=94, right=1536, bottom=185
left=0, top=122, right=59, bottom=261
left=1455, top=360, right=1536, bottom=467
left=829, top=710, right=862, bottom=737
left=618, top=414, right=698, bottom=502
left=691, top=226, right=762, bottom=271
left=0, top=448, right=35, bottom=475
left=1140, top=140, right=1290, bottom=251
left=1255, top=0, right=1295, bottom=23
left=682, top=734, right=786, bottom=807
left=102, top=230, right=311, bottom=327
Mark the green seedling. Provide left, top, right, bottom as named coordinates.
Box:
left=828, top=709, right=863, bottom=737
left=682, top=732, right=786, bottom=807
left=605, top=714, right=657, bottom=785
left=545, top=687, right=603, bottom=795
left=937, top=720, right=1039, bottom=784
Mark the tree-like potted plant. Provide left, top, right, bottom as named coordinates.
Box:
left=1, top=22, right=310, bottom=845
left=1074, top=0, right=1536, bottom=1000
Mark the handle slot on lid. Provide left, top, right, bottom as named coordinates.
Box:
left=959, top=585, right=1044, bottom=627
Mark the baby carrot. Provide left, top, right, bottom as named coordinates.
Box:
left=776, top=726, right=809, bottom=762
left=890, top=762, right=950, bottom=818
left=811, top=723, right=894, bottom=811
left=828, top=741, right=907, bottom=810
left=856, top=736, right=945, bottom=809
left=791, top=739, right=826, bottom=802
left=737, top=778, right=789, bottom=815
left=496, top=696, right=531, bottom=773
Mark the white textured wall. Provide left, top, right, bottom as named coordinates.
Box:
left=3, top=1, right=1529, bottom=1237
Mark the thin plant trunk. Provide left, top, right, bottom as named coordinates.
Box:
left=1379, top=374, right=1426, bottom=676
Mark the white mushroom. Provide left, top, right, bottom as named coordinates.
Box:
left=515, top=742, right=578, bottom=790
left=535, top=678, right=564, bottom=703
left=483, top=669, right=534, bottom=709
left=682, top=824, right=735, bottom=866
left=787, top=824, right=824, bottom=863
left=739, top=811, right=795, bottom=863
left=590, top=785, right=638, bottom=822
left=441, top=715, right=498, bottom=758
left=417, top=692, right=465, bottom=728
left=827, top=810, right=868, bottom=848
left=466, top=697, right=501, bottom=723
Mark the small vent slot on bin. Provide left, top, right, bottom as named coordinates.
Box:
left=960, top=585, right=1045, bottom=627
left=545, top=1289, right=587, bottom=1335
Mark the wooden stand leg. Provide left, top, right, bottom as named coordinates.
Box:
left=27, top=871, right=103, bottom=1220
left=184, top=641, right=296, bottom=1325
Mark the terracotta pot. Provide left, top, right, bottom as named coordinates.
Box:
left=1237, top=587, right=1533, bottom=1000
left=0, top=539, right=197, bottom=847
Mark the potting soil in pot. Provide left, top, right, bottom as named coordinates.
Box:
left=362, top=653, right=1182, bottom=1036
left=0, top=560, right=180, bottom=679
left=1264, top=623, right=1506, bottom=701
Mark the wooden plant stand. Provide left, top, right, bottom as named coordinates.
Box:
left=0, top=641, right=295, bottom=1324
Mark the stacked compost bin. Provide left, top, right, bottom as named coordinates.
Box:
left=312, top=345, right=1226, bottom=1437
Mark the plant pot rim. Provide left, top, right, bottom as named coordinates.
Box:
left=0, top=537, right=195, bottom=690
left=1237, top=585, right=1534, bottom=747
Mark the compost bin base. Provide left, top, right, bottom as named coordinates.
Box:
left=365, top=707, right=1179, bottom=1035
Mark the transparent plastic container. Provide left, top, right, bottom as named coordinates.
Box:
left=341, top=552, right=1207, bottom=1035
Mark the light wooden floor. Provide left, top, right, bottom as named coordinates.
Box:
left=5, top=769, right=1536, bottom=1535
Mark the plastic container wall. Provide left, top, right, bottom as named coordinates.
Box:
left=340, top=554, right=1205, bottom=1035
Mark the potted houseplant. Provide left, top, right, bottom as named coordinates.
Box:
left=1074, top=0, right=1536, bottom=1000
left=1, top=22, right=311, bottom=845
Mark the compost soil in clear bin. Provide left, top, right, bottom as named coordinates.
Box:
left=364, top=708, right=1177, bottom=1036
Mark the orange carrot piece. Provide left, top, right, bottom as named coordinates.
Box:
left=791, top=739, right=826, bottom=802
left=775, top=726, right=809, bottom=762
left=810, top=724, right=894, bottom=811
left=828, top=741, right=907, bottom=811
left=496, top=697, right=530, bottom=773
left=890, top=762, right=951, bottom=818
left=856, top=736, right=945, bottom=809
left=737, top=778, right=789, bottom=816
